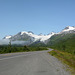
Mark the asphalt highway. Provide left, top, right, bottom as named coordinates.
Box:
left=0, top=49, right=70, bottom=75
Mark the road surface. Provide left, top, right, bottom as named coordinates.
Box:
left=0, top=49, right=70, bottom=75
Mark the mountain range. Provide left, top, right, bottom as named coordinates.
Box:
left=2, top=26, right=75, bottom=45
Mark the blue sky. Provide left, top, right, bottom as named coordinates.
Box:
left=0, top=0, right=75, bottom=38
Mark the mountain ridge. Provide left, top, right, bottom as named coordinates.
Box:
left=2, top=26, right=75, bottom=45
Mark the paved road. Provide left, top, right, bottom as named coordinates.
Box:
left=0, top=49, right=70, bottom=75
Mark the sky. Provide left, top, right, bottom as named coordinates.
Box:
left=0, top=0, right=75, bottom=38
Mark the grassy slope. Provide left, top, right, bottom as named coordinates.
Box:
left=47, top=33, right=75, bottom=46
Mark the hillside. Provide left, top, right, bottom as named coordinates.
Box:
left=47, top=32, right=75, bottom=54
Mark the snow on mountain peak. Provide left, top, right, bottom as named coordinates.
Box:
left=48, top=32, right=55, bottom=35
left=20, top=31, right=55, bottom=42
left=38, top=33, right=44, bottom=36
left=21, top=31, right=26, bottom=35
left=39, top=33, right=55, bottom=42
left=21, top=31, right=33, bottom=35
left=57, top=26, right=75, bottom=34
left=4, top=35, right=12, bottom=39
left=3, top=26, right=75, bottom=45
left=62, top=26, right=75, bottom=32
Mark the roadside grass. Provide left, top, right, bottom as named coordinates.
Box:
left=48, top=50, right=75, bottom=75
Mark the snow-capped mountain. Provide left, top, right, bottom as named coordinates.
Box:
left=3, top=35, right=12, bottom=39
left=3, top=26, right=75, bottom=45
left=62, top=26, right=75, bottom=32
left=58, top=26, right=75, bottom=34
left=47, top=26, right=75, bottom=46
left=4, top=31, right=55, bottom=42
